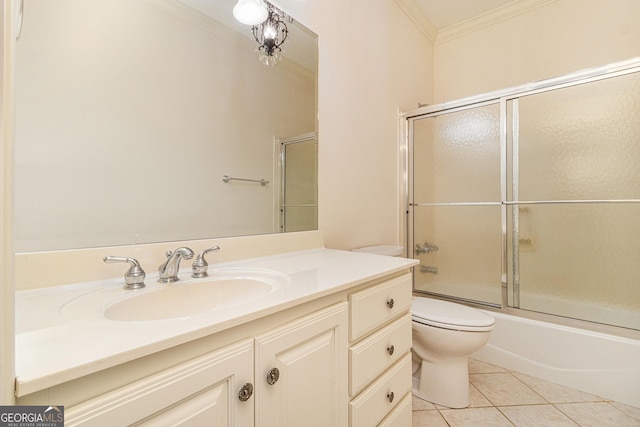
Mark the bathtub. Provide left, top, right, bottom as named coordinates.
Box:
left=472, top=309, right=640, bottom=408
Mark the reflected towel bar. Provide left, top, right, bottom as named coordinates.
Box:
left=222, top=175, right=269, bottom=186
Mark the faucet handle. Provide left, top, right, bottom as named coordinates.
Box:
left=103, top=256, right=146, bottom=290
left=192, top=246, right=221, bottom=278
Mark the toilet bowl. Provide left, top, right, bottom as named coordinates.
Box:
left=412, top=297, right=495, bottom=408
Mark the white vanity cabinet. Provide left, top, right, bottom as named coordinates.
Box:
left=17, top=260, right=415, bottom=427
left=348, top=273, right=413, bottom=426
left=255, top=302, right=348, bottom=427
left=65, top=339, right=255, bottom=426
left=63, top=302, right=349, bottom=427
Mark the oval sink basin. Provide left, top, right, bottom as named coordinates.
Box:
left=58, top=268, right=289, bottom=322
left=105, top=278, right=275, bottom=321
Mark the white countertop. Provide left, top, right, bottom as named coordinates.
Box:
left=15, top=248, right=417, bottom=396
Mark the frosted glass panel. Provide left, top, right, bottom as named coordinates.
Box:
left=514, top=204, right=640, bottom=330
left=413, top=104, right=501, bottom=203
left=281, top=139, right=317, bottom=232
left=413, top=205, right=502, bottom=305
left=283, top=206, right=317, bottom=232
left=284, top=141, right=317, bottom=206
left=514, top=72, right=640, bottom=201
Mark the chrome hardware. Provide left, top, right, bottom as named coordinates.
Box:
left=266, top=367, right=280, bottom=385
left=387, top=392, right=394, bottom=403
left=420, top=265, right=438, bottom=274
left=238, top=383, right=253, bottom=402
left=191, top=246, right=221, bottom=278
left=103, top=256, right=146, bottom=290
left=222, top=175, right=269, bottom=186
left=387, top=345, right=394, bottom=356
left=386, top=298, right=395, bottom=309
left=158, top=247, right=194, bottom=283
left=416, top=242, right=439, bottom=254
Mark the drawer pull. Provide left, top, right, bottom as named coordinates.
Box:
left=238, top=383, right=253, bottom=402
left=386, top=298, right=395, bottom=309
left=267, top=367, right=280, bottom=385
left=387, top=345, right=395, bottom=356
left=387, top=392, right=395, bottom=403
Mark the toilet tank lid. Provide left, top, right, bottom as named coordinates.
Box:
left=351, top=245, right=403, bottom=256
left=412, top=298, right=495, bottom=328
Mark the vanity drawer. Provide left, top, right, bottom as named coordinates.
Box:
left=349, top=313, right=412, bottom=396
left=378, top=392, right=412, bottom=427
left=349, top=353, right=412, bottom=427
left=349, top=273, right=412, bottom=341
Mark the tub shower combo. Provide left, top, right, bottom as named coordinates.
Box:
left=404, top=57, right=640, bottom=407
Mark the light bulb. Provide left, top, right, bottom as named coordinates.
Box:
left=264, top=22, right=277, bottom=39
left=233, top=0, right=268, bottom=25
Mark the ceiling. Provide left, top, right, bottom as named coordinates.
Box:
left=414, top=0, right=515, bottom=29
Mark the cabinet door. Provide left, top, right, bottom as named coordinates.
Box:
left=255, top=302, right=348, bottom=427
left=65, top=339, right=254, bottom=427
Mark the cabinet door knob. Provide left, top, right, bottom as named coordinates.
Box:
left=387, top=345, right=395, bottom=356
left=387, top=392, right=395, bottom=403
left=386, top=298, right=395, bottom=309
left=267, top=367, right=280, bottom=385
left=238, top=383, right=253, bottom=402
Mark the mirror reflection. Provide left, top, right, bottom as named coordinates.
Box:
left=14, top=0, right=318, bottom=252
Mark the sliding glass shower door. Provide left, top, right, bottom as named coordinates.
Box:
left=409, top=59, right=640, bottom=330
left=507, top=72, right=640, bottom=329
left=411, top=103, right=503, bottom=306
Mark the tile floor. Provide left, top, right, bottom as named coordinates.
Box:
left=412, top=359, right=640, bottom=426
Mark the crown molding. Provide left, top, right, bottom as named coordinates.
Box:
left=394, top=0, right=438, bottom=44
left=436, top=0, right=558, bottom=44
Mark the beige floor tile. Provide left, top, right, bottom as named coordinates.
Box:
left=470, top=373, right=546, bottom=406
left=428, top=384, right=492, bottom=410
left=556, top=402, right=640, bottom=427
left=511, top=372, right=602, bottom=404
left=440, top=407, right=513, bottom=427
left=469, top=383, right=493, bottom=407
left=469, top=358, right=509, bottom=374
left=412, top=395, right=437, bottom=411
left=413, top=363, right=639, bottom=427
left=412, top=410, right=449, bottom=427
left=499, top=404, right=578, bottom=426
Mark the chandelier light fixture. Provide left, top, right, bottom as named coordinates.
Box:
left=232, top=0, right=292, bottom=66
left=251, top=3, right=291, bottom=66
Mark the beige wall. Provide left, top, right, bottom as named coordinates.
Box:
left=434, top=0, right=640, bottom=102
left=276, top=0, right=434, bottom=250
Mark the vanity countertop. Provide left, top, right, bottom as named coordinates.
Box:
left=15, top=248, right=417, bottom=396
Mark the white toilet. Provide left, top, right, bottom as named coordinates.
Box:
left=412, top=297, right=495, bottom=408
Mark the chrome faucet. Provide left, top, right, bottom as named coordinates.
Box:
left=158, top=247, right=194, bottom=283
left=103, top=256, right=146, bottom=290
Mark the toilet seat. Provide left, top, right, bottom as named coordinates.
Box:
left=412, top=298, right=495, bottom=332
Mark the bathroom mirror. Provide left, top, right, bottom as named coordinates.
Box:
left=13, top=0, right=318, bottom=252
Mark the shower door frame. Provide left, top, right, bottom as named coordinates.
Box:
left=275, top=132, right=318, bottom=233
left=404, top=56, right=640, bottom=313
